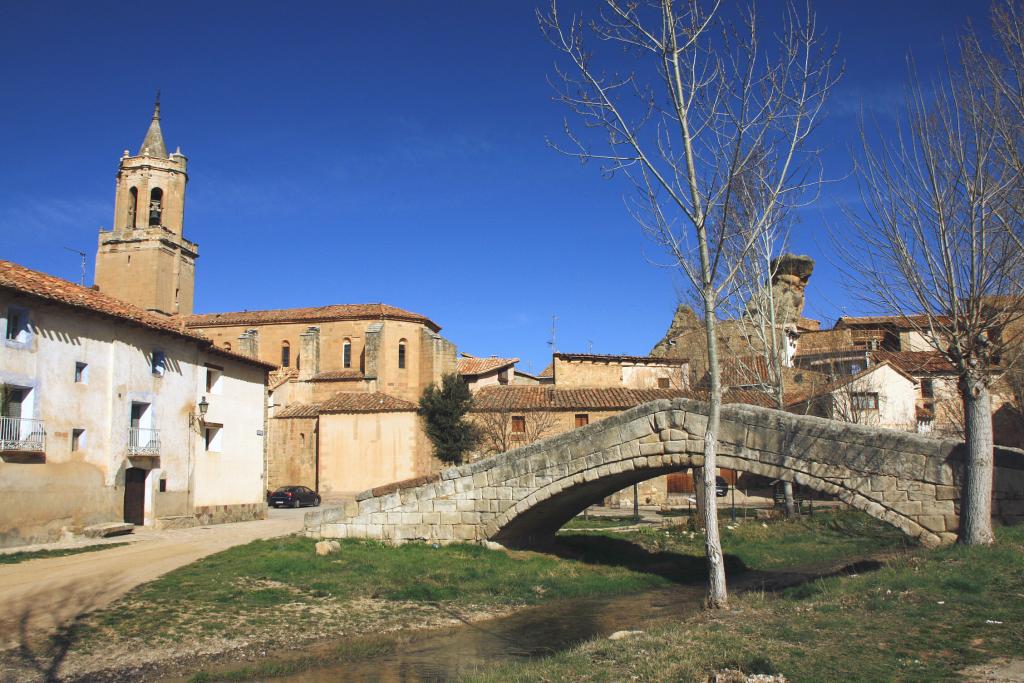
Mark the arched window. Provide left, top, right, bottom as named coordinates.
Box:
left=148, top=187, right=163, bottom=226
left=343, top=339, right=352, bottom=369
left=398, top=339, right=407, bottom=369
left=223, top=342, right=232, bottom=351
left=127, top=187, right=138, bottom=229
left=281, top=341, right=291, bottom=367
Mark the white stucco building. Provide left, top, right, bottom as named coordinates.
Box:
left=0, top=260, right=272, bottom=548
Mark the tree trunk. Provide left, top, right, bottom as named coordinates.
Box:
left=701, top=287, right=728, bottom=609
left=783, top=480, right=796, bottom=518
left=959, top=373, right=995, bottom=545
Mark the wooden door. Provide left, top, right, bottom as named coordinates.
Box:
left=124, top=468, right=146, bottom=525
left=667, top=471, right=694, bottom=493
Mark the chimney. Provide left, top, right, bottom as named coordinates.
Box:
left=237, top=328, right=259, bottom=358
left=299, top=326, right=321, bottom=380
left=364, top=323, right=383, bottom=380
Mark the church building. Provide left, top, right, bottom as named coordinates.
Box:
left=87, top=99, right=458, bottom=500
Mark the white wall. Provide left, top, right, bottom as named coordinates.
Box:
left=0, top=291, right=266, bottom=544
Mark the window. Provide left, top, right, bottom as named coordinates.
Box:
left=151, top=350, right=166, bottom=376
left=343, top=339, right=352, bottom=369
left=281, top=341, right=291, bottom=367
left=204, top=424, right=223, bottom=452
left=851, top=392, right=879, bottom=411
left=398, top=339, right=407, bottom=369
left=498, top=370, right=509, bottom=385
left=127, top=186, right=138, bottom=228
left=205, top=364, right=223, bottom=394
left=74, top=362, right=88, bottom=384
left=575, top=414, right=589, bottom=428
left=223, top=342, right=232, bottom=352
left=148, top=187, right=163, bottom=226
left=71, top=428, right=85, bottom=452
left=511, top=415, right=526, bottom=433
left=657, top=377, right=670, bottom=389
left=5, top=307, right=28, bottom=343
left=921, top=379, right=935, bottom=399
left=158, top=478, right=167, bottom=492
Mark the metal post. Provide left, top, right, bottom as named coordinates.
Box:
left=730, top=479, right=736, bottom=522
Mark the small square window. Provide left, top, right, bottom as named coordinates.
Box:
left=71, top=428, right=85, bottom=452
left=204, top=424, right=223, bottom=452
left=921, top=379, right=935, bottom=399
left=75, top=362, right=88, bottom=384
left=657, top=377, right=670, bottom=389
left=511, top=416, right=526, bottom=433
left=575, top=413, right=589, bottom=428
left=5, top=307, right=28, bottom=343
left=205, top=365, right=223, bottom=394
left=152, top=350, right=166, bottom=376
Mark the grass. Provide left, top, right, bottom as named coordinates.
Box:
left=561, top=515, right=642, bottom=529
left=0, top=542, right=130, bottom=565
left=462, top=524, right=1024, bottom=683
left=51, top=509, right=909, bottom=683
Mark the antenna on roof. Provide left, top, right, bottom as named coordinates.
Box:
left=547, top=315, right=558, bottom=355
left=63, top=246, right=87, bottom=286
left=587, top=339, right=594, bottom=353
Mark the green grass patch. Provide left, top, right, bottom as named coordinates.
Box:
left=462, top=524, right=1024, bottom=683
left=0, top=542, right=130, bottom=565
left=561, top=516, right=641, bottom=529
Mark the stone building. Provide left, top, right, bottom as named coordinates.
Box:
left=456, top=354, right=519, bottom=391
left=94, top=98, right=196, bottom=317
left=184, top=306, right=458, bottom=497
left=0, top=260, right=272, bottom=548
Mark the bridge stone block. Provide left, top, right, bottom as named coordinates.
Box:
left=623, top=417, right=654, bottom=441
left=935, top=485, right=957, bottom=500
left=684, top=411, right=708, bottom=436
left=664, top=440, right=687, bottom=454
left=640, top=443, right=664, bottom=456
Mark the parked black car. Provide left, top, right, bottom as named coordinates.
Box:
left=715, top=476, right=729, bottom=497
left=268, top=486, right=321, bottom=508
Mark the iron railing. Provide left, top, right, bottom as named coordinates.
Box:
left=0, top=416, right=46, bottom=452
left=129, top=427, right=160, bottom=456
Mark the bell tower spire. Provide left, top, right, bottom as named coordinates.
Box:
left=138, top=91, right=167, bottom=158
left=94, top=97, right=198, bottom=316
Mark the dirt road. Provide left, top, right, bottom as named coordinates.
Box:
left=0, top=508, right=306, bottom=648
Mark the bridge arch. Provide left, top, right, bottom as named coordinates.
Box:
left=305, top=399, right=1024, bottom=549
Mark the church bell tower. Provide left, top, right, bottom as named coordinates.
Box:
left=94, top=96, right=198, bottom=316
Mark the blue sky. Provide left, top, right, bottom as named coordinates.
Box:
left=0, top=1, right=992, bottom=373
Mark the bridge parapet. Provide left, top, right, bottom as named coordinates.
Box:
left=305, top=399, right=1024, bottom=548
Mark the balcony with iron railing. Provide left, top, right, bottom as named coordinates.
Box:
left=128, top=427, right=160, bottom=456
left=0, top=416, right=46, bottom=452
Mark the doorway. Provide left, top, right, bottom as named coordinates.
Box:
left=124, top=467, right=147, bottom=525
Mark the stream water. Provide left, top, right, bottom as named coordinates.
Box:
left=177, top=557, right=881, bottom=683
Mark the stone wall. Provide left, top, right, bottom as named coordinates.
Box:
left=306, top=398, right=1024, bottom=549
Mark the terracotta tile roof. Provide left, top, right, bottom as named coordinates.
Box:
left=554, top=352, right=689, bottom=365
left=0, top=260, right=274, bottom=369
left=269, top=367, right=299, bottom=390
left=457, top=355, right=519, bottom=376
left=469, top=386, right=772, bottom=411
left=273, top=391, right=416, bottom=418
left=309, top=369, right=365, bottom=382
left=872, top=350, right=955, bottom=375
left=835, top=314, right=951, bottom=330
left=183, top=303, right=440, bottom=331
left=538, top=364, right=554, bottom=378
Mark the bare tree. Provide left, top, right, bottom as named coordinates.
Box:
left=540, top=0, right=839, bottom=607
left=837, top=7, right=1024, bottom=545
left=474, top=408, right=561, bottom=456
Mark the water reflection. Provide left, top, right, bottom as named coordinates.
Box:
left=234, top=586, right=703, bottom=683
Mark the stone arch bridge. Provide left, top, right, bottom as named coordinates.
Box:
left=305, top=398, right=1024, bottom=548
